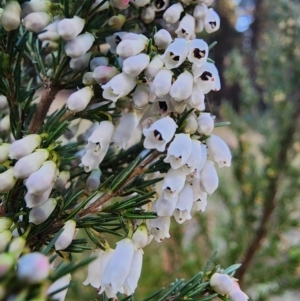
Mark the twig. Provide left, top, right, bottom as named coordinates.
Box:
left=78, top=150, right=160, bottom=217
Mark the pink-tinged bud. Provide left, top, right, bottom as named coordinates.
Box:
left=57, top=16, right=85, bottom=41
left=0, top=253, right=15, bottom=277
left=0, top=168, right=17, bottom=193
left=0, top=230, right=12, bottom=252
left=66, top=86, right=94, bottom=112
left=9, top=134, right=41, bottom=160
left=23, top=12, right=52, bottom=33
left=111, top=0, right=130, bottom=10
left=55, top=220, right=76, bottom=251
left=53, top=170, right=70, bottom=190
left=17, top=253, right=50, bottom=283
left=0, top=143, right=10, bottom=164
left=93, top=66, right=118, bottom=84
left=13, top=149, right=49, bottom=179
left=65, top=33, right=95, bottom=59
left=141, top=6, right=155, bottom=24
left=210, top=273, right=234, bottom=294
left=29, top=198, right=57, bottom=225
left=70, top=52, right=92, bottom=71
left=90, top=57, right=109, bottom=71
left=0, top=1, right=21, bottom=31
left=0, top=217, right=13, bottom=231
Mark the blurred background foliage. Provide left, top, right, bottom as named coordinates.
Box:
left=68, top=0, right=300, bottom=300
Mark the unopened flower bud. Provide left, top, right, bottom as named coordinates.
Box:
left=9, top=134, right=41, bottom=160
left=29, top=198, right=57, bottom=225
left=57, top=16, right=85, bottom=41
left=0, top=1, right=21, bottom=31
left=108, top=14, right=126, bottom=30
left=193, top=3, right=208, bottom=19
left=0, top=95, right=8, bottom=110
left=0, top=253, right=15, bottom=277
left=38, top=20, right=60, bottom=41
left=17, top=253, right=50, bottom=283
left=93, top=66, right=118, bottom=84
left=67, top=86, right=94, bottom=112
left=53, top=170, right=70, bottom=190
left=144, top=55, right=164, bottom=80
left=123, top=53, right=150, bottom=77
left=65, top=32, right=95, bottom=59
left=152, top=69, right=173, bottom=97
left=0, top=230, right=12, bottom=252
left=197, top=112, right=214, bottom=135
left=170, top=71, right=193, bottom=101
left=183, top=114, right=198, bottom=134
left=21, top=1, right=51, bottom=18
left=228, top=282, right=249, bottom=301
left=9, top=235, right=26, bottom=258
left=116, top=35, right=146, bottom=58
left=0, top=217, right=13, bottom=231
left=90, top=57, right=109, bottom=71
left=0, top=168, right=17, bottom=193
left=70, top=52, right=92, bottom=71
left=86, top=168, right=101, bottom=191
left=200, top=160, right=218, bottom=194
left=131, top=0, right=150, bottom=7
left=163, top=3, right=183, bottom=24
left=210, top=273, right=234, bottom=294
left=154, top=29, right=172, bottom=49
left=55, top=220, right=76, bottom=251
left=13, top=149, right=49, bottom=179
left=0, top=143, right=10, bottom=164
left=132, top=84, right=150, bottom=109
left=141, top=6, right=155, bottom=24
left=82, top=72, right=96, bottom=85
left=132, top=224, right=150, bottom=248
left=0, top=115, right=10, bottom=132
left=23, top=12, right=52, bottom=33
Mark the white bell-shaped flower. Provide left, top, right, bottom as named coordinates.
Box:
left=102, top=238, right=135, bottom=297
left=86, top=168, right=101, bottom=191
left=132, top=84, right=151, bottom=109
left=123, top=53, right=150, bottom=77
left=102, top=72, right=136, bottom=102
left=148, top=216, right=171, bottom=242
left=144, top=55, right=164, bottom=80
left=116, top=37, right=146, bottom=58
left=0, top=168, right=17, bottom=193
left=210, top=273, right=234, bottom=294
left=113, top=111, right=139, bottom=149
left=1, top=1, right=21, bottom=31
left=66, top=86, right=94, bottom=112
left=161, top=38, right=189, bottom=69
left=154, top=29, right=172, bottom=49
left=228, top=282, right=249, bottom=301
left=143, top=116, right=177, bottom=152
left=80, top=147, right=108, bottom=172
left=65, top=33, right=95, bottom=58
left=25, top=182, right=54, bottom=208
left=200, top=160, right=218, bottom=194
left=188, top=39, right=209, bottom=67
left=162, top=168, right=186, bottom=200
left=0, top=95, right=8, bottom=110
left=132, top=224, right=152, bottom=248
left=93, top=66, right=118, bottom=84
left=0, top=230, right=13, bottom=252
left=193, top=197, right=207, bottom=212
left=106, top=32, right=127, bottom=54
left=193, top=3, right=208, bottom=19
left=151, top=69, right=173, bottom=97
left=152, top=0, right=169, bottom=11
left=123, top=249, right=143, bottom=295
left=17, top=253, right=50, bottom=284
left=23, top=12, right=52, bottom=33
left=141, top=6, right=155, bottom=24
left=55, top=220, right=76, bottom=251
left=153, top=195, right=177, bottom=217
left=175, top=14, right=195, bottom=40
left=90, top=57, right=109, bottom=71
left=181, top=140, right=204, bottom=175
left=206, top=134, right=232, bottom=167
left=191, top=178, right=207, bottom=210
left=170, top=71, right=193, bottom=101
left=0, top=143, right=10, bottom=164
left=57, top=16, right=85, bottom=40
left=204, top=8, right=220, bottom=33
left=25, top=160, right=57, bottom=196
left=164, top=134, right=192, bottom=169
left=197, top=112, right=214, bottom=135
left=9, top=134, right=41, bottom=160
left=29, top=198, right=57, bottom=225
left=195, top=19, right=204, bottom=33
left=173, top=183, right=194, bottom=224
left=47, top=274, right=71, bottom=301
left=131, top=0, right=150, bottom=7
left=183, top=114, right=198, bottom=134
left=69, top=52, right=92, bottom=71
left=53, top=170, right=70, bottom=190
left=163, top=3, right=183, bottom=24
left=193, top=62, right=221, bottom=93
left=185, top=83, right=205, bottom=110
left=13, top=149, right=49, bottom=179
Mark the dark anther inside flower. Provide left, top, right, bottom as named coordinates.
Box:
left=209, top=21, right=217, bottom=28
left=169, top=52, right=180, bottom=61
left=155, top=0, right=165, bottom=9
left=200, top=71, right=212, bottom=81
left=158, top=101, right=168, bottom=112
left=193, top=48, right=206, bottom=59
left=115, top=35, right=121, bottom=45
left=153, top=129, right=163, bottom=140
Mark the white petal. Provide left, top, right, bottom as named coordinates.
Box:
left=199, top=160, right=219, bottom=194
left=206, top=135, right=232, bottom=167
left=162, top=168, right=186, bottom=200
left=170, top=71, right=194, bottom=101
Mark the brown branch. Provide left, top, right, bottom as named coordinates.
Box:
left=78, top=150, right=160, bottom=217
left=236, top=105, right=300, bottom=283
left=29, top=80, right=60, bottom=134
